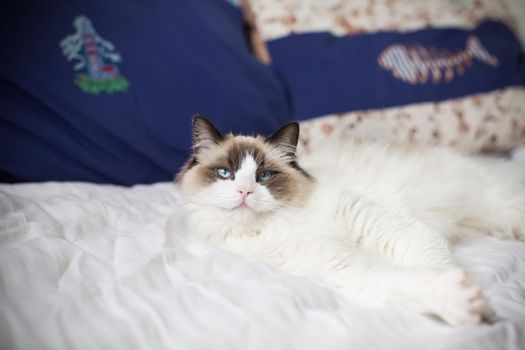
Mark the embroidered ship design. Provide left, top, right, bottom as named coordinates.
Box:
left=378, top=36, right=499, bottom=85
left=60, top=15, right=130, bottom=94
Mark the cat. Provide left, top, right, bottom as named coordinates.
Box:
left=172, top=116, right=525, bottom=325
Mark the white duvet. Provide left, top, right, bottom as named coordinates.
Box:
left=1, top=180, right=525, bottom=350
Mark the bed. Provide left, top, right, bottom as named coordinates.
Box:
left=1, top=0, right=525, bottom=349
left=1, top=154, right=525, bottom=349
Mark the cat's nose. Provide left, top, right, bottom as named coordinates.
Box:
left=238, top=190, right=253, bottom=198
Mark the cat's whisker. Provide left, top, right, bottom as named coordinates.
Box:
left=253, top=200, right=301, bottom=211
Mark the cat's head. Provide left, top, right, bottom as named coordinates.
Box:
left=176, top=116, right=314, bottom=222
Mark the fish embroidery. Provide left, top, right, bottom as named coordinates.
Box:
left=378, top=36, right=499, bottom=85
left=60, top=15, right=130, bottom=94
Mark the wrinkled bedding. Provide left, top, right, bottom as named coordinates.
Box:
left=1, top=180, right=525, bottom=350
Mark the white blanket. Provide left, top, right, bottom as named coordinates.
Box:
left=1, top=182, right=524, bottom=350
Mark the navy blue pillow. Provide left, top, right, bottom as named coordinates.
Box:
left=0, top=0, right=290, bottom=185
left=267, top=20, right=525, bottom=120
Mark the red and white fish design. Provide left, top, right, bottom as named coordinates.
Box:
left=378, top=36, right=499, bottom=84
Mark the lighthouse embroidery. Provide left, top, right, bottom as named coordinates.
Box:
left=60, top=15, right=130, bottom=94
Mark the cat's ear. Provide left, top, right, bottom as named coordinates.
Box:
left=267, top=122, right=300, bottom=157
left=192, top=115, right=224, bottom=152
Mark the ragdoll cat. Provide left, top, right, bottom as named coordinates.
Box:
left=173, top=116, right=525, bottom=325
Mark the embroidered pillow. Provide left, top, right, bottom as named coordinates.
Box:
left=0, top=0, right=289, bottom=184
left=242, top=0, right=525, bottom=154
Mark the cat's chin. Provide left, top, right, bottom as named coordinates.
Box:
left=221, top=204, right=269, bottom=224
left=231, top=202, right=255, bottom=212
left=229, top=205, right=258, bottom=217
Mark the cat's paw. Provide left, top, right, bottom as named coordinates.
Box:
left=507, top=204, right=525, bottom=241
left=429, top=268, right=493, bottom=326
left=511, top=227, right=525, bottom=241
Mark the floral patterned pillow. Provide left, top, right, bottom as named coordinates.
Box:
left=242, top=0, right=525, bottom=154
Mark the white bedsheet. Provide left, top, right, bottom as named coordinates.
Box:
left=1, top=181, right=524, bottom=350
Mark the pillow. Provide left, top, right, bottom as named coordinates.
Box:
left=0, top=0, right=289, bottom=185
left=242, top=0, right=525, bottom=154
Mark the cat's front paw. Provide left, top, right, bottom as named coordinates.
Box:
left=512, top=227, right=525, bottom=241
left=430, top=268, right=493, bottom=326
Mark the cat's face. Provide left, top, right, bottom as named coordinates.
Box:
left=176, top=117, right=314, bottom=222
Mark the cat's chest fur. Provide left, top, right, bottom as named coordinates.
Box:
left=182, top=185, right=353, bottom=269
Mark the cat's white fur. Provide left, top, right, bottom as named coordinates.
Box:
left=171, top=124, right=525, bottom=326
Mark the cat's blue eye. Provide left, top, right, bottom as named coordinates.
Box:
left=258, top=170, right=273, bottom=181
left=217, top=168, right=231, bottom=178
